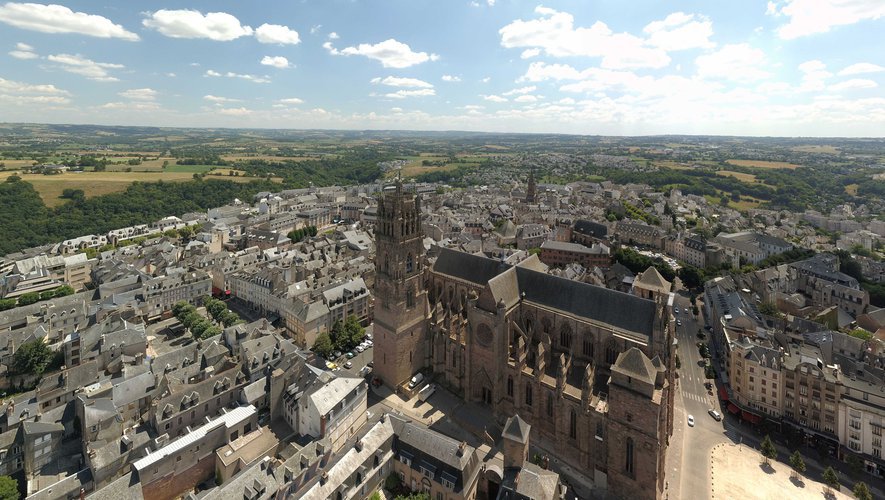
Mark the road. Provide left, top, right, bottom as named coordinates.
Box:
left=671, top=292, right=726, bottom=500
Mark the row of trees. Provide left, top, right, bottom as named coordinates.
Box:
left=10, top=338, right=58, bottom=377
left=313, top=315, right=366, bottom=357
left=760, top=435, right=873, bottom=500
left=288, top=226, right=318, bottom=243
left=0, top=285, right=75, bottom=312
left=171, top=298, right=240, bottom=340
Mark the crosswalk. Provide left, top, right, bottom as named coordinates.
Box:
left=682, top=391, right=709, bottom=403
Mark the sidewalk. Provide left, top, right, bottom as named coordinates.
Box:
left=664, top=394, right=686, bottom=500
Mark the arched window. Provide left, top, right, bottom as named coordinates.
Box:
left=406, top=253, right=414, bottom=273
left=407, top=286, right=415, bottom=309
left=606, top=341, right=619, bottom=365
left=355, top=472, right=362, bottom=484
left=560, top=324, right=572, bottom=349
left=507, top=376, right=513, bottom=397
left=373, top=455, right=380, bottom=468
left=452, top=349, right=457, bottom=368
left=546, top=394, right=553, bottom=417
left=625, top=438, right=635, bottom=476
left=569, top=409, right=577, bottom=439
left=384, top=254, right=389, bottom=274
left=525, top=383, right=533, bottom=406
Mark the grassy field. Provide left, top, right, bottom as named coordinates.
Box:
left=845, top=183, right=859, bottom=195
left=220, top=154, right=317, bottom=162
left=7, top=171, right=265, bottom=207
left=163, top=164, right=219, bottom=173
left=704, top=192, right=764, bottom=211
left=717, top=170, right=758, bottom=182
left=726, top=159, right=802, bottom=169
left=790, top=145, right=839, bottom=154
left=0, top=159, right=36, bottom=170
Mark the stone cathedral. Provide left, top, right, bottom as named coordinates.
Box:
left=373, top=182, right=675, bottom=500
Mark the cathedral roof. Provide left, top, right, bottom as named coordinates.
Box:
left=612, top=347, right=656, bottom=385
left=433, top=247, right=656, bottom=338
left=634, top=266, right=671, bottom=293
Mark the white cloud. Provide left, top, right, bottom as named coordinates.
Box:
left=838, top=62, right=885, bottom=76
left=260, top=56, right=290, bottom=69
left=9, top=41, right=38, bottom=59
left=328, top=32, right=339, bottom=40
left=462, top=104, right=484, bottom=110
left=204, top=70, right=270, bottom=83
left=325, top=38, right=439, bottom=68
left=218, top=107, right=252, bottom=116
left=143, top=9, right=253, bottom=41
left=481, top=77, right=491, bottom=83
left=775, top=0, right=885, bottom=39
left=101, top=101, right=160, bottom=111
left=514, top=94, right=540, bottom=103
left=519, top=61, right=586, bottom=82
left=119, top=88, right=157, bottom=101
left=441, top=74, right=461, bottom=82
left=499, top=6, right=670, bottom=69
left=482, top=94, right=508, bottom=102
left=643, top=12, right=714, bottom=51
left=829, top=78, right=878, bottom=91
left=0, top=3, right=139, bottom=40
left=310, top=24, right=322, bottom=35
left=385, top=88, right=435, bottom=99
left=503, top=85, right=536, bottom=96
left=695, top=44, right=769, bottom=81
left=371, top=76, right=433, bottom=88
left=46, top=53, right=124, bottom=82
left=278, top=97, right=304, bottom=105
left=520, top=48, right=541, bottom=59
left=204, top=95, right=241, bottom=103
left=797, top=59, right=832, bottom=91
left=766, top=2, right=779, bottom=16
left=488, top=0, right=496, bottom=5
left=0, top=76, right=69, bottom=98
left=255, top=24, right=300, bottom=45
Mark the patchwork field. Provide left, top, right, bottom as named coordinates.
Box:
left=7, top=171, right=266, bottom=207
left=790, top=145, right=840, bottom=154
left=717, top=170, right=758, bottom=182
left=726, top=159, right=802, bottom=169
left=0, top=159, right=36, bottom=170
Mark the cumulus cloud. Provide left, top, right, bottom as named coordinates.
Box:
left=278, top=97, right=304, bottom=105
left=828, top=78, right=878, bottom=91
left=218, top=107, right=252, bottom=116
left=204, top=70, right=270, bottom=83
left=514, top=94, right=540, bottom=103
left=0, top=3, right=139, bottom=40
left=775, top=0, right=885, bottom=39
left=204, top=95, right=241, bottom=103
left=101, top=101, right=160, bottom=111
left=371, top=76, right=433, bottom=88
left=503, top=86, right=536, bottom=96
left=119, top=88, right=157, bottom=101
left=499, top=6, right=670, bottom=69
left=260, top=56, right=290, bottom=69
left=328, top=32, right=339, bottom=40
left=441, top=75, right=461, bottom=82
left=482, top=94, right=508, bottom=102
left=325, top=38, right=439, bottom=68
left=46, top=53, right=124, bottom=82
left=838, top=62, right=885, bottom=76
left=143, top=9, right=253, bottom=41
left=9, top=42, right=37, bottom=59
left=520, top=48, right=541, bottom=59
left=695, top=44, right=769, bottom=82
left=255, top=24, right=300, bottom=45
left=385, top=88, right=435, bottom=99
left=643, top=12, right=715, bottom=51
left=0, top=76, right=69, bottom=102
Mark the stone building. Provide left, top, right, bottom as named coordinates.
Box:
left=372, top=184, right=675, bottom=499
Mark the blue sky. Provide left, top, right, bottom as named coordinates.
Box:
left=1, top=1, right=884, bottom=136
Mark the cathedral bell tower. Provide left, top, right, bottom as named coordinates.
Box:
left=373, top=180, right=428, bottom=389
left=525, top=167, right=537, bottom=204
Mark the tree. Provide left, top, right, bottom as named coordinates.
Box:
left=200, top=325, right=222, bottom=340
left=789, top=450, right=806, bottom=479
left=205, top=298, right=226, bottom=322
left=221, top=310, right=240, bottom=327
left=16, top=292, right=40, bottom=306
left=313, top=332, right=333, bottom=357
left=12, top=338, right=53, bottom=376
left=853, top=481, right=872, bottom=500
left=191, top=319, right=212, bottom=339
left=760, top=435, right=777, bottom=466
left=344, top=315, right=365, bottom=346
left=0, top=475, right=18, bottom=500
left=822, top=466, right=839, bottom=494
left=0, top=299, right=16, bottom=311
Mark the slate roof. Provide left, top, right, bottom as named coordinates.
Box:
left=433, top=247, right=511, bottom=285
left=501, top=414, right=530, bottom=445
left=573, top=219, right=607, bottom=238
left=612, top=347, right=657, bottom=385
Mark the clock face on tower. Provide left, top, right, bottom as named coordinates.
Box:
left=475, top=323, right=493, bottom=348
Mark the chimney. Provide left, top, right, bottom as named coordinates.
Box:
left=6, top=402, right=13, bottom=418
left=457, top=441, right=466, bottom=457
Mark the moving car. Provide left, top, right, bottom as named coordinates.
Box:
left=687, top=415, right=695, bottom=427
left=708, top=409, right=722, bottom=421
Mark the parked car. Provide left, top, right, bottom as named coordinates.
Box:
left=356, top=345, right=365, bottom=353
left=346, top=352, right=355, bottom=359
left=687, top=415, right=695, bottom=427
left=333, top=351, right=342, bottom=359
left=344, top=361, right=353, bottom=369
left=408, top=372, right=425, bottom=389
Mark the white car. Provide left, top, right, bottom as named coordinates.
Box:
left=708, top=409, right=722, bottom=421
left=355, top=345, right=365, bottom=353
left=687, top=415, right=695, bottom=427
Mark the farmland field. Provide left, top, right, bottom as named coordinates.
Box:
left=790, top=145, right=839, bottom=154
left=6, top=171, right=267, bottom=207
left=725, top=159, right=802, bottom=169
left=717, top=170, right=757, bottom=182
left=0, top=159, right=36, bottom=170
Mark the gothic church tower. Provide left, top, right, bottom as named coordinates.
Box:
left=373, top=181, right=428, bottom=388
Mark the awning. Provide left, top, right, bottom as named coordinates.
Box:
left=741, top=410, right=762, bottom=424
left=728, top=403, right=740, bottom=414
left=719, top=386, right=729, bottom=401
